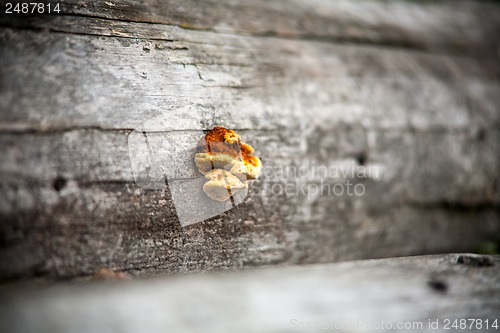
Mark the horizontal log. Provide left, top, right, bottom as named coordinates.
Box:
left=0, top=124, right=498, bottom=279
left=0, top=23, right=499, bottom=132
left=1, top=254, right=499, bottom=333
left=51, top=0, right=500, bottom=58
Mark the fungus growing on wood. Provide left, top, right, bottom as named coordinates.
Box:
left=194, top=127, right=262, bottom=201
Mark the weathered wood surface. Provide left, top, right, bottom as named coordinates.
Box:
left=0, top=0, right=500, bottom=280
left=1, top=254, right=499, bottom=333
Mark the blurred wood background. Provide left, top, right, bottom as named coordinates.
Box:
left=0, top=0, right=499, bottom=281
left=2, top=254, right=499, bottom=333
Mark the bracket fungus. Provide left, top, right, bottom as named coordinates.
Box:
left=194, top=127, right=262, bottom=201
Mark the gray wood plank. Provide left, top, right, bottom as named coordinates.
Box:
left=1, top=254, right=499, bottom=333
left=1, top=23, right=498, bottom=132
left=57, top=0, right=500, bottom=58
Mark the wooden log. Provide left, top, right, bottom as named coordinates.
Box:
left=0, top=0, right=499, bottom=280
left=1, top=254, right=499, bottom=333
